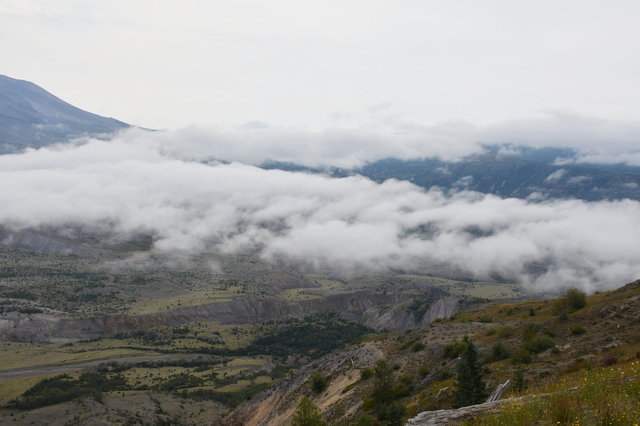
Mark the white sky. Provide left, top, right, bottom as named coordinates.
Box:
left=1, top=0, right=639, bottom=130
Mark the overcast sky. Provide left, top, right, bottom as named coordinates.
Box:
left=2, top=0, right=639, bottom=129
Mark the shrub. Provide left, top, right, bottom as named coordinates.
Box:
left=292, top=396, right=326, bottom=426
left=554, top=288, right=587, bottom=316
left=524, top=335, right=555, bottom=354
left=600, top=357, right=617, bottom=367
left=395, top=374, right=414, bottom=398
left=158, top=373, right=204, bottom=391
left=400, top=340, right=415, bottom=350
left=571, top=325, right=587, bottom=336
left=511, top=348, right=532, bottom=364
left=438, top=368, right=454, bottom=380
left=309, top=371, right=328, bottom=393
left=411, top=342, right=425, bottom=352
left=523, top=322, right=542, bottom=334
left=562, top=357, right=591, bottom=374
left=522, top=323, right=543, bottom=342
left=488, top=342, right=510, bottom=362
left=360, top=368, right=374, bottom=380
left=354, top=414, right=377, bottom=426
left=444, top=340, right=467, bottom=359
left=496, top=326, right=515, bottom=339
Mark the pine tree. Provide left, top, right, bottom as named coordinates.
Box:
left=291, top=396, right=327, bottom=426
left=366, top=359, right=405, bottom=426
left=454, top=336, right=486, bottom=407
left=513, top=363, right=527, bottom=393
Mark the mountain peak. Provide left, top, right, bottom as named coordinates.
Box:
left=0, top=74, right=129, bottom=153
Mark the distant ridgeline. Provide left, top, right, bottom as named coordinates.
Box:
left=262, top=147, right=640, bottom=202
left=0, top=74, right=128, bottom=153
left=2, top=74, right=638, bottom=202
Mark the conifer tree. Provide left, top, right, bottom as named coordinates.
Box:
left=454, top=336, right=486, bottom=407
left=513, top=363, right=527, bottom=393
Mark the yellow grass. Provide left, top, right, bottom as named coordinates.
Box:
left=278, top=288, right=323, bottom=301
left=226, top=357, right=267, bottom=367
left=124, top=288, right=238, bottom=314
left=467, top=360, right=640, bottom=425
left=0, top=373, right=76, bottom=401
left=0, top=341, right=156, bottom=370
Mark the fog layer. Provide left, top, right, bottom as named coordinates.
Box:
left=1, top=135, right=639, bottom=292
left=122, top=112, right=640, bottom=168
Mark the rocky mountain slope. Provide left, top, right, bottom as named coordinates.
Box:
left=356, top=153, right=640, bottom=202
left=264, top=150, right=640, bottom=202
left=0, top=74, right=128, bottom=153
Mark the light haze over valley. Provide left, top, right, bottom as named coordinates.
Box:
left=1, top=2, right=640, bottom=425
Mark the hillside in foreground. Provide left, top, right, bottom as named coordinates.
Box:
left=222, top=280, right=640, bottom=425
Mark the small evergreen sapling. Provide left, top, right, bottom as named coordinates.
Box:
left=454, top=336, right=487, bottom=407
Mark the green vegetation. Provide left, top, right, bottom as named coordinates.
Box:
left=487, top=341, right=510, bottom=362
left=179, top=382, right=270, bottom=407
left=512, top=364, right=526, bottom=393
left=571, top=325, right=586, bottom=335
left=157, top=372, right=204, bottom=391
left=467, top=360, right=640, bottom=425
left=444, top=340, right=468, bottom=359
left=310, top=371, right=329, bottom=393
left=360, top=368, right=374, bottom=380
left=9, top=371, right=127, bottom=410
left=362, top=360, right=406, bottom=426
left=523, top=335, right=555, bottom=354
left=510, top=348, right=532, bottom=364
left=237, top=314, right=372, bottom=359
left=486, top=325, right=514, bottom=339
left=554, top=287, right=587, bottom=316
left=411, top=342, right=425, bottom=352
left=292, top=396, right=327, bottom=426
left=0, top=312, right=372, bottom=414
left=454, top=337, right=486, bottom=408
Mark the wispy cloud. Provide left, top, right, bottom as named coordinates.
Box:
left=111, top=111, right=640, bottom=168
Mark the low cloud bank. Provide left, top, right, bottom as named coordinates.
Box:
left=103, top=111, right=640, bottom=169
left=1, top=137, right=639, bottom=293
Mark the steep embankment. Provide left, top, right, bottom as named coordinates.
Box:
left=0, top=288, right=460, bottom=343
